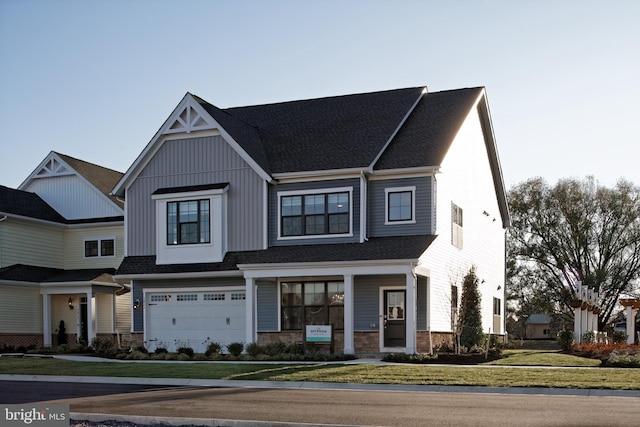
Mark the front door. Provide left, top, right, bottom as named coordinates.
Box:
left=80, top=299, right=88, bottom=343
left=383, top=290, right=406, bottom=348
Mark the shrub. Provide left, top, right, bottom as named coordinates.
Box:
left=177, top=347, right=194, bottom=358
left=193, top=353, right=209, bottom=361
left=382, top=353, right=438, bottom=363
left=163, top=352, right=178, bottom=360
left=177, top=353, right=191, bottom=361
left=286, top=343, right=304, bottom=355
left=134, top=345, right=149, bottom=354
left=557, top=329, right=574, bottom=351
left=91, top=336, right=118, bottom=356
left=205, top=342, right=222, bottom=357
left=458, top=267, right=483, bottom=350
left=126, top=350, right=150, bottom=360
left=227, top=342, right=244, bottom=356
left=612, top=331, right=628, bottom=344
left=582, top=331, right=595, bottom=345
left=246, top=342, right=263, bottom=357
left=154, top=347, right=168, bottom=355
left=263, top=341, right=287, bottom=356
left=605, top=350, right=640, bottom=368
left=57, top=320, right=67, bottom=345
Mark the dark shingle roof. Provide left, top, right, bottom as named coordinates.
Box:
left=216, top=87, right=426, bottom=174
left=116, top=235, right=436, bottom=276
left=0, top=264, right=116, bottom=283
left=373, top=88, right=483, bottom=170
left=0, top=185, right=66, bottom=223
left=55, top=152, right=124, bottom=209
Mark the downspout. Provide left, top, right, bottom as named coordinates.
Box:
left=360, top=171, right=368, bottom=242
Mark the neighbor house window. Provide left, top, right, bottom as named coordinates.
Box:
left=84, top=238, right=115, bottom=258
left=167, top=199, right=210, bottom=245
left=279, top=189, right=350, bottom=237
left=451, top=202, right=463, bottom=248
left=281, top=281, right=344, bottom=330
left=385, top=186, right=416, bottom=224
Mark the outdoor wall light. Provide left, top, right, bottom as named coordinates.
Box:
left=133, top=299, right=141, bottom=310
left=68, top=298, right=74, bottom=310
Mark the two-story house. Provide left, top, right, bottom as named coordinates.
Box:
left=113, top=86, right=510, bottom=354
left=0, top=152, right=129, bottom=349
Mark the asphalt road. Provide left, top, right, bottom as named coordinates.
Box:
left=3, top=380, right=640, bottom=427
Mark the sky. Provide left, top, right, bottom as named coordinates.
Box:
left=1, top=0, right=639, bottom=191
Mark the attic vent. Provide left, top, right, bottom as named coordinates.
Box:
left=164, top=99, right=215, bottom=135
left=35, top=158, right=72, bottom=178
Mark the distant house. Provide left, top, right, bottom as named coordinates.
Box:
left=113, top=86, right=510, bottom=354
left=0, top=152, right=129, bottom=349
left=525, top=313, right=552, bottom=339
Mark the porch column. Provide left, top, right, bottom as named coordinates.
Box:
left=405, top=272, right=417, bottom=354
left=573, top=305, right=582, bottom=344
left=245, top=277, right=257, bottom=344
left=86, top=292, right=95, bottom=344
left=343, top=274, right=354, bottom=354
left=626, top=305, right=637, bottom=345
left=42, top=293, right=52, bottom=346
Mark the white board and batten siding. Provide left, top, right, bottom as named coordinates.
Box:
left=420, top=105, right=507, bottom=335
left=144, top=287, right=247, bottom=353
left=24, top=174, right=122, bottom=220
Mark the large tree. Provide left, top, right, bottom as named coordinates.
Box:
left=507, top=177, right=640, bottom=329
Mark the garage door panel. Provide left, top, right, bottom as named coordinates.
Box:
left=146, top=290, right=246, bottom=353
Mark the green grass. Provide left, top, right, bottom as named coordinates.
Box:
left=486, top=349, right=602, bottom=367
left=2, top=356, right=639, bottom=390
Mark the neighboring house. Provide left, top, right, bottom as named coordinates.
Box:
left=525, top=313, right=552, bottom=339
left=113, top=86, right=510, bottom=354
left=0, top=152, right=129, bottom=349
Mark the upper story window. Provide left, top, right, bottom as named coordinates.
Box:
left=152, top=183, right=228, bottom=265
left=84, top=238, right=115, bottom=258
left=278, top=187, right=352, bottom=239
left=451, top=202, right=463, bottom=248
left=167, top=199, right=210, bottom=245
left=385, top=186, right=416, bottom=224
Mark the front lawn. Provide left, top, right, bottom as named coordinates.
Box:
left=2, top=356, right=640, bottom=390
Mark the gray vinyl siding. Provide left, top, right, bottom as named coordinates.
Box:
left=257, top=280, right=278, bottom=331
left=132, top=277, right=245, bottom=331
left=353, top=275, right=426, bottom=331
left=368, top=176, right=432, bottom=237
left=268, top=178, right=360, bottom=246
left=127, top=135, right=265, bottom=256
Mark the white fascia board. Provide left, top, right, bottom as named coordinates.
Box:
left=66, top=220, right=124, bottom=229
left=368, top=87, right=427, bottom=173
left=239, top=259, right=418, bottom=279
left=114, top=270, right=243, bottom=281
left=113, top=93, right=273, bottom=197
left=17, top=150, right=58, bottom=190
left=368, top=166, right=439, bottom=180
left=0, top=280, right=41, bottom=286
left=272, top=168, right=367, bottom=184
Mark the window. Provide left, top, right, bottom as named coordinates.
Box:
left=451, top=202, right=463, bottom=248
left=177, top=294, right=198, bottom=301
left=493, top=297, right=501, bottom=316
left=280, top=190, right=350, bottom=237
left=167, top=199, right=210, bottom=245
left=281, top=281, right=344, bottom=330
left=385, top=186, right=416, bottom=224
left=84, top=238, right=115, bottom=258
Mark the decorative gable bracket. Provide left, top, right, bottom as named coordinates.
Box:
left=34, top=157, right=72, bottom=179
left=163, top=96, right=216, bottom=135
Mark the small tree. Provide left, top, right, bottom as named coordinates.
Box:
left=458, top=267, right=483, bottom=350
left=57, top=320, right=67, bottom=345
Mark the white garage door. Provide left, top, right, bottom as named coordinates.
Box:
left=145, top=289, right=246, bottom=353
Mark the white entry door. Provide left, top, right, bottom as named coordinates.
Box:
left=145, top=289, right=246, bottom=353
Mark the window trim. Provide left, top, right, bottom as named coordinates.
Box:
left=83, top=237, right=116, bottom=258
left=384, top=186, right=416, bottom=225
left=277, top=187, right=353, bottom=240
left=152, top=186, right=227, bottom=265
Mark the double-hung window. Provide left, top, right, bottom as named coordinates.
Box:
left=84, top=238, right=115, bottom=258
left=385, top=186, right=416, bottom=224
left=451, top=202, right=463, bottom=248
left=281, top=281, right=344, bottom=330
left=167, top=199, right=210, bottom=245
left=280, top=189, right=350, bottom=238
